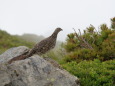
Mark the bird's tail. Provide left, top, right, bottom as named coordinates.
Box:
left=8, top=54, right=28, bottom=64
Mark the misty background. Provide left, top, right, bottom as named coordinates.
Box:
left=0, top=0, right=115, bottom=41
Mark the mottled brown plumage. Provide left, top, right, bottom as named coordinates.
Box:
left=8, top=28, right=62, bottom=64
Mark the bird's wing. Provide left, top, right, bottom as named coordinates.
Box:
left=28, top=37, right=49, bottom=55
left=34, top=37, right=49, bottom=50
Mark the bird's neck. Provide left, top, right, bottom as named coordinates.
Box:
left=51, top=30, right=59, bottom=38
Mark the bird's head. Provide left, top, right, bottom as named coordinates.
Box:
left=51, top=27, right=62, bottom=38
left=55, top=27, right=63, bottom=32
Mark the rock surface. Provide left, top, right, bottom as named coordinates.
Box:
left=0, top=46, right=80, bottom=86
left=0, top=46, right=29, bottom=63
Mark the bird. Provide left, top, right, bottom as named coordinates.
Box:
left=8, top=28, right=62, bottom=64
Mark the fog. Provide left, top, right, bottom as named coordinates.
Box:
left=0, top=0, right=115, bottom=41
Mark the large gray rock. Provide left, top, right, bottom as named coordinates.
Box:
left=0, top=46, right=80, bottom=86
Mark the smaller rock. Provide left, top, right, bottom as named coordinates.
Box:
left=0, top=46, right=29, bottom=63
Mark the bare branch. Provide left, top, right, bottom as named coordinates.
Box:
left=78, top=29, right=82, bottom=36
left=73, top=28, right=81, bottom=41
left=73, top=28, right=93, bottom=50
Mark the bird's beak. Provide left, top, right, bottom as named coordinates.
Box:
left=61, top=29, right=63, bottom=31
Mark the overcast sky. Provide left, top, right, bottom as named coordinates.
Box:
left=0, top=0, right=115, bottom=41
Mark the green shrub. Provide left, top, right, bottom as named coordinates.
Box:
left=63, top=18, right=115, bottom=62
left=61, top=59, right=115, bottom=86
left=65, top=49, right=97, bottom=62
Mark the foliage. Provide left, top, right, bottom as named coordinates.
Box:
left=111, top=17, right=115, bottom=29
left=0, top=29, right=35, bottom=54
left=62, top=59, right=115, bottom=86
left=61, top=17, right=115, bottom=86
left=63, top=18, right=115, bottom=62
